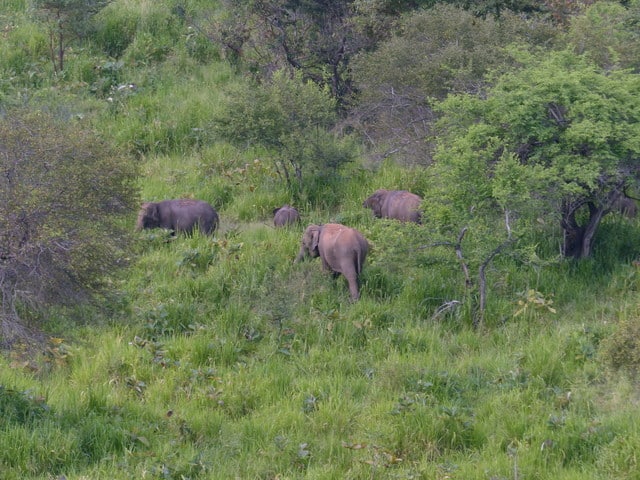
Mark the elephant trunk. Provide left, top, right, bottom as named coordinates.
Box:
left=294, top=246, right=306, bottom=263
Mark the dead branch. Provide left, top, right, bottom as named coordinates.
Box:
left=455, top=227, right=471, bottom=288
left=474, top=210, right=516, bottom=328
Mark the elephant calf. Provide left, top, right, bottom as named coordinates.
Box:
left=273, top=205, right=301, bottom=227
left=136, top=199, right=219, bottom=235
left=363, top=189, right=422, bottom=223
left=295, top=223, right=369, bottom=301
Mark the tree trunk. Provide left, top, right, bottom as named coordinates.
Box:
left=58, top=25, right=64, bottom=72
left=561, top=199, right=606, bottom=258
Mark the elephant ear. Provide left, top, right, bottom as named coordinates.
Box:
left=310, top=226, right=321, bottom=253
left=149, top=203, right=160, bottom=223
left=366, top=191, right=385, bottom=215
left=375, top=190, right=387, bottom=204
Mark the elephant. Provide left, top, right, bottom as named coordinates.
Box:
left=613, top=195, right=638, bottom=218
left=363, top=189, right=422, bottom=223
left=295, top=223, right=369, bottom=301
left=136, top=199, right=219, bottom=235
left=273, top=205, right=301, bottom=227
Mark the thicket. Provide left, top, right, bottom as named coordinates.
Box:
left=1, top=0, right=640, bottom=478
left=0, top=108, right=138, bottom=346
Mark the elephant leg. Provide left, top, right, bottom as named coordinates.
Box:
left=343, top=271, right=360, bottom=301
left=321, top=258, right=332, bottom=272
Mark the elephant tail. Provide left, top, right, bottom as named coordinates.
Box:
left=355, top=248, right=364, bottom=275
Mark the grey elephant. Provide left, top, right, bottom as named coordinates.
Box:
left=295, top=223, right=369, bottom=301
left=136, top=199, right=219, bottom=235
left=363, top=189, right=422, bottom=223
left=273, top=205, right=301, bottom=227
left=612, top=195, right=638, bottom=218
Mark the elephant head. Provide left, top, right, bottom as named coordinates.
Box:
left=295, top=224, right=321, bottom=261
left=362, top=189, right=388, bottom=218
left=136, top=202, right=160, bottom=230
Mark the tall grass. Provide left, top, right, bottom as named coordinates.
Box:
left=2, top=1, right=640, bottom=479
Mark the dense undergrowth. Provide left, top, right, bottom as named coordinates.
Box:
left=3, top=0, right=640, bottom=478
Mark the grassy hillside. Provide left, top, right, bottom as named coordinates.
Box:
left=2, top=0, right=640, bottom=479
left=3, top=149, right=640, bottom=478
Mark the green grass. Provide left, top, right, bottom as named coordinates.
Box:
left=3, top=2, right=640, bottom=478
left=5, top=136, right=640, bottom=479
left=5, top=161, right=639, bottom=478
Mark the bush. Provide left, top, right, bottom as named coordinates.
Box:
left=0, top=107, right=139, bottom=346
left=601, top=313, right=640, bottom=376
left=92, top=1, right=139, bottom=58
left=214, top=69, right=356, bottom=197
left=0, top=22, right=48, bottom=96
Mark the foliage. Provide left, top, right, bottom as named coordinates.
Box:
left=0, top=18, right=48, bottom=100
left=91, top=0, right=140, bottom=58
left=566, top=1, right=640, bottom=71
left=601, top=311, right=640, bottom=375
left=0, top=385, right=50, bottom=425
left=349, top=4, right=559, bottom=166
left=186, top=0, right=372, bottom=105
left=32, top=0, right=111, bottom=72
left=100, top=60, right=235, bottom=156
left=4, top=1, right=640, bottom=479
left=0, top=107, right=139, bottom=345
left=214, top=69, right=357, bottom=199
left=431, top=48, right=640, bottom=259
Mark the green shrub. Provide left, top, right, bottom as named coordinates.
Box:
left=90, top=59, right=125, bottom=97
left=601, top=313, right=640, bottom=375
left=92, top=2, right=139, bottom=58
left=0, top=107, right=139, bottom=344
left=0, top=22, right=48, bottom=93
left=123, top=30, right=174, bottom=64
left=0, top=386, right=50, bottom=426
left=185, top=26, right=220, bottom=63
left=214, top=69, right=356, bottom=198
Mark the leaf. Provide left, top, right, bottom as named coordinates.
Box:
left=342, top=441, right=367, bottom=450
left=133, top=435, right=150, bottom=447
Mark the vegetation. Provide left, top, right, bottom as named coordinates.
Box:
left=33, top=0, right=111, bottom=72
left=1, top=0, right=640, bottom=478
left=0, top=108, right=138, bottom=346
left=432, top=49, right=640, bottom=259
left=214, top=69, right=357, bottom=198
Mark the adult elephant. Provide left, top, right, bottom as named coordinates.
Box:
left=273, top=205, right=301, bottom=227
left=612, top=195, right=638, bottom=218
left=363, top=189, right=422, bottom=223
left=295, top=223, right=369, bottom=301
left=136, top=199, right=219, bottom=235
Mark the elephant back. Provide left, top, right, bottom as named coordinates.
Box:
left=157, top=199, right=219, bottom=235
left=384, top=190, right=422, bottom=222
left=274, top=205, right=301, bottom=227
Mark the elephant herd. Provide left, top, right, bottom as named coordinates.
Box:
left=136, top=190, right=423, bottom=301
left=136, top=190, right=639, bottom=300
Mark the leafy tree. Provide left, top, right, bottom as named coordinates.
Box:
left=424, top=0, right=546, bottom=17
left=566, top=0, right=640, bottom=71
left=214, top=69, right=356, bottom=196
left=183, top=0, right=390, bottom=107
left=33, top=0, right=111, bottom=72
left=349, top=5, right=558, bottom=166
left=431, top=49, right=640, bottom=260
left=0, top=108, right=139, bottom=346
